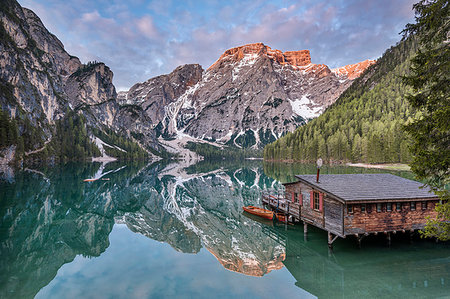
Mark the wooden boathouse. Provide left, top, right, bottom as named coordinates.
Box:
left=262, top=173, right=440, bottom=247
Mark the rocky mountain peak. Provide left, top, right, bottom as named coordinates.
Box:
left=209, top=43, right=312, bottom=70
left=119, top=42, right=377, bottom=149
left=64, top=62, right=117, bottom=108
left=332, top=59, right=376, bottom=80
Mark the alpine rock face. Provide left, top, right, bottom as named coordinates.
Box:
left=0, top=0, right=375, bottom=158
left=0, top=0, right=158, bottom=154
left=121, top=43, right=375, bottom=148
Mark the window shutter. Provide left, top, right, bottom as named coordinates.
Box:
left=319, top=192, right=323, bottom=212
left=299, top=193, right=303, bottom=206
left=310, top=191, right=314, bottom=209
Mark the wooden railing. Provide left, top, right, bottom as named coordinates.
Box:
left=261, top=192, right=301, bottom=219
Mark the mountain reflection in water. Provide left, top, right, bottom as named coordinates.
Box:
left=0, top=160, right=448, bottom=298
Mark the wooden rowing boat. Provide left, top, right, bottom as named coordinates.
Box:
left=83, top=178, right=97, bottom=182
left=242, top=206, right=288, bottom=223
left=275, top=213, right=287, bottom=223
left=242, top=206, right=273, bottom=220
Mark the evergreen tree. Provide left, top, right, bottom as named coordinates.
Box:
left=264, top=32, right=419, bottom=163
left=402, top=0, right=449, bottom=240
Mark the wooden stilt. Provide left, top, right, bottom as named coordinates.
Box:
left=328, top=232, right=333, bottom=249
left=387, top=232, right=391, bottom=247
left=303, top=222, right=308, bottom=241
left=328, top=232, right=339, bottom=250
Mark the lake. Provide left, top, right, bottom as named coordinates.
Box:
left=1, top=160, right=449, bottom=298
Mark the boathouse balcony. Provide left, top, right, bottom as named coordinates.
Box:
left=261, top=190, right=301, bottom=219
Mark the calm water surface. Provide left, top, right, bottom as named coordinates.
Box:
left=0, top=160, right=448, bottom=298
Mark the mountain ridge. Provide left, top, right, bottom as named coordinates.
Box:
left=121, top=43, right=375, bottom=149
left=0, top=0, right=375, bottom=162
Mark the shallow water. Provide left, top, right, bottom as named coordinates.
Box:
left=0, top=160, right=448, bottom=298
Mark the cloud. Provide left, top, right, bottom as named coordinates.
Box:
left=136, top=15, right=160, bottom=40
left=18, top=0, right=417, bottom=90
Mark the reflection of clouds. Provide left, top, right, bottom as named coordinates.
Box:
left=36, top=226, right=312, bottom=298
left=20, top=0, right=416, bottom=89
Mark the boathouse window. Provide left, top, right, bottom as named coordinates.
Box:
left=294, top=192, right=298, bottom=203
left=422, top=201, right=427, bottom=210
left=386, top=203, right=392, bottom=212
left=313, top=192, right=320, bottom=210
left=347, top=204, right=353, bottom=214
left=411, top=202, right=416, bottom=211
left=361, top=204, right=366, bottom=213
left=396, top=203, right=401, bottom=211
left=376, top=203, right=382, bottom=212
left=367, top=204, right=372, bottom=213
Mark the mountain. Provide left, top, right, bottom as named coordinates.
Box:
left=121, top=43, right=375, bottom=149
left=0, top=0, right=157, bottom=161
left=264, top=37, right=418, bottom=163
left=0, top=0, right=374, bottom=162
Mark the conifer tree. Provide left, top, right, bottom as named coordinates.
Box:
left=402, top=0, right=449, bottom=240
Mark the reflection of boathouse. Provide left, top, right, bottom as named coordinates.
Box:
left=263, top=174, right=439, bottom=246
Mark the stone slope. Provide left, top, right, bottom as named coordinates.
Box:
left=0, top=0, right=375, bottom=157
left=122, top=43, right=375, bottom=148
left=0, top=0, right=159, bottom=155
left=0, top=0, right=81, bottom=140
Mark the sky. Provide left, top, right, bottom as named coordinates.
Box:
left=18, top=0, right=417, bottom=91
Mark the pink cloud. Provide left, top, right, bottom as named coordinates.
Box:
left=136, top=16, right=160, bottom=40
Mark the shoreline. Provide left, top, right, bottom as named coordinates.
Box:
left=346, top=163, right=411, bottom=171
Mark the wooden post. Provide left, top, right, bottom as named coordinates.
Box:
left=327, top=232, right=339, bottom=250
left=303, top=222, right=308, bottom=241
left=328, top=232, right=332, bottom=249
left=387, top=232, right=391, bottom=247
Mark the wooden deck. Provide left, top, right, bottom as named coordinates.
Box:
left=261, top=191, right=301, bottom=221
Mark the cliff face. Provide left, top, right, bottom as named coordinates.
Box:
left=0, top=0, right=375, bottom=156
left=117, top=64, right=204, bottom=133
left=332, top=59, right=376, bottom=80
left=0, top=0, right=81, bottom=141
left=0, top=0, right=159, bottom=155
left=122, top=43, right=375, bottom=148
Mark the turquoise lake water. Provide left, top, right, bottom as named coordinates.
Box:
left=0, top=160, right=449, bottom=298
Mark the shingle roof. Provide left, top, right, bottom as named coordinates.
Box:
left=294, top=173, right=438, bottom=202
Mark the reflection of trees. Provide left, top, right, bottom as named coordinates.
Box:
left=263, top=161, right=417, bottom=183
left=0, top=161, right=148, bottom=298
left=3, top=160, right=445, bottom=297
left=0, top=161, right=291, bottom=299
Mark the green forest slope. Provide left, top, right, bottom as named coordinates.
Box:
left=264, top=37, right=419, bottom=163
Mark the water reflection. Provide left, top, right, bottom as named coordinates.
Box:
left=0, top=161, right=448, bottom=298
left=267, top=225, right=450, bottom=298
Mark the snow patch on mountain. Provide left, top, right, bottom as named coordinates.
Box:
left=288, top=95, right=323, bottom=119
left=232, top=54, right=258, bottom=81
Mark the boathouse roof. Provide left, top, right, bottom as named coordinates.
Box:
left=293, top=173, right=438, bottom=202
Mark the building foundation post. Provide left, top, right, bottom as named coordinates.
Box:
left=303, top=222, right=308, bottom=241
